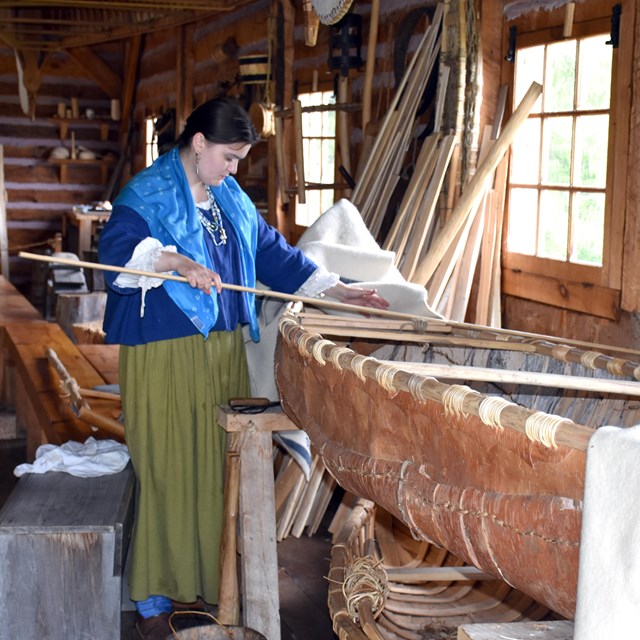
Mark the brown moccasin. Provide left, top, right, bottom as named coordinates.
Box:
left=135, top=612, right=172, bottom=640
left=171, top=597, right=207, bottom=612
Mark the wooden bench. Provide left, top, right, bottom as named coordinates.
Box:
left=0, top=275, right=45, bottom=409
left=3, top=320, right=121, bottom=460
left=0, top=463, right=135, bottom=640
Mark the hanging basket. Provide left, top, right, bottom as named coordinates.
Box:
left=248, top=101, right=275, bottom=138
left=238, top=54, right=270, bottom=85
left=311, top=0, right=354, bottom=25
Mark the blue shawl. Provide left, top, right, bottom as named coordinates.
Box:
left=113, top=146, right=260, bottom=341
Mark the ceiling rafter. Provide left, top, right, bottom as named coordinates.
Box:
left=0, top=0, right=252, bottom=52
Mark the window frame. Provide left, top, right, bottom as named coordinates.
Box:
left=501, top=10, right=631, bottom=319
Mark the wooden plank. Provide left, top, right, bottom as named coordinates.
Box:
left=77, top=344, right=119, bottom=385
left=457, top=620, right=574, bottom=640
left=218, top=405, right=297, bottom=433
left=238, top=428, right=281, bottom=640
left=413, top=81, right=542, bottom=285
left=0, top=276, right=42, bottom=325
left=502, top=269, right=620, bottom=320
left=386, top=565, right=497, bottom=583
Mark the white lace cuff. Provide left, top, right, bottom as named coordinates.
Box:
left=114, top=238, right=177, bottom=317
left=296, top=265, right=340, bottom=298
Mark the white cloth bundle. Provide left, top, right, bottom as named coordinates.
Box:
left=574, top=423, right=640, bottom=638
left=245, top=198, right=440, bottom=400
left=14, top=437, right=130, bottom=478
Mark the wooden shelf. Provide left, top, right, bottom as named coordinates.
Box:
left=49, top=157, right=116, bottom=184
left=50, top=116, right=111, bottom=141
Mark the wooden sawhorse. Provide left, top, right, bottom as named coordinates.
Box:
left=217, top=404, right=298, bottom=640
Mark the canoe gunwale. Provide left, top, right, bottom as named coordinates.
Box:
left=278, top=311, right=594, bottom=452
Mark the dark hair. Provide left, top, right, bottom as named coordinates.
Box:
left=175, top=96, right=259, bottom=149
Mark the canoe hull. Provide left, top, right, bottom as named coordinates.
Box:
left=275, top=329, right=584, bottom=619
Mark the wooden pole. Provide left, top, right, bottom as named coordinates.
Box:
left=361, top=0, right=380, bottom=133
left=0, top=145, right=9, bottom=277
left=563, top=2, right=576, bottom=38
left=218, top=450, right=241, bottom=625
left=293, top=98, right=306, bottom=204
left=383, top=360, right=640, bottom=398
left=18, top=251, right=433, bottom=323
left=412, top=81, right=542, bottom=285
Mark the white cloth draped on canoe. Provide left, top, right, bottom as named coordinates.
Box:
left=574, top=423, right=640, bottom=638
left=244, top=198, right=440, bottom=477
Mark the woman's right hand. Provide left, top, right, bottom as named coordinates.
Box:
left=156, top=251, right=222, bottom=295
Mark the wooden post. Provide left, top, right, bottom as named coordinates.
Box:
left=293, top=99, right=306, bottom=205
left=217, top=405, right=299, bottom=640
left=0, top=146, right=8, bottom=278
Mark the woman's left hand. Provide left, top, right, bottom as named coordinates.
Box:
left=322, top=281, right=390, bottom=311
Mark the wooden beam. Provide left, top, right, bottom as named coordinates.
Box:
left=66, top=46, right=120, bottom=98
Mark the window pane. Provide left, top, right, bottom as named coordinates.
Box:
left=515, top=45, right=544, bottom=113
left=571, top=192, right=604, bottom=265
left=574, top=114, right=609, bottom=188
left=577, top=35, right=612, bottom=110
left=538, top=190, right=569, bottom=260
left=309, top=110, right=323, bottom=132
left=507, top=188, right=538, bottom=255
left=544, top=40, right=576, bottom=112
left=308, top=138, right=322, bottom=181
left=323, top=139, right=335, bottom=177
left=510, top=118, right=541, bottom=184
left=541, top=116, right=572, bottom=185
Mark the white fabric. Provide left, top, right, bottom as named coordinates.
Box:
left=114, top=237, right=177, bottom=317
left=274, top=431, right=312, bottom=481
left=14, top=437, right=130, bottom=478
left=296, top=264, right=340, bottom=298
left=244, top=198, right=441, bottom=400
left=574, top=424, right=640, bottom=639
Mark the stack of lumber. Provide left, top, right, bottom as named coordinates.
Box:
left=274, top=446, right=337, bottom=541
left=348, top=0, right=541, bottom=327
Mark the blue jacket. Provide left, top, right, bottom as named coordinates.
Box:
left=99, top=149, right=316, bottom=346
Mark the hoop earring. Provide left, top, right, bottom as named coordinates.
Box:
left=195, top=152, right=200, bottom=177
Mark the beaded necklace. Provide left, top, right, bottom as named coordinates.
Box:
left=196, top=187, right=227, bottom=246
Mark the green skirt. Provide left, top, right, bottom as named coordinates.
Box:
left=120, top=329, right=249, bottom=603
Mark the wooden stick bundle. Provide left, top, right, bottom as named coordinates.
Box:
left=412, top=80, right=543, bottom=285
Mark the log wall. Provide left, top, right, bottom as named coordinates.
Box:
left=0, top=43, right=122, bottom=302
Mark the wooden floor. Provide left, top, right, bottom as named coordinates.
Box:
left=0, top=412, right=337, bottom=640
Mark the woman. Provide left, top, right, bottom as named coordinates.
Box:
left=98, top=96, right=388, bottom=640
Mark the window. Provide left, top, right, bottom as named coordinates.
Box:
left=145, top=116, right=158, bottom=167
left=295, top=90, right=336, bottom=228
left=508, top=36, right=611, bottom=266
left=502, top=7, right=630, bottom=319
